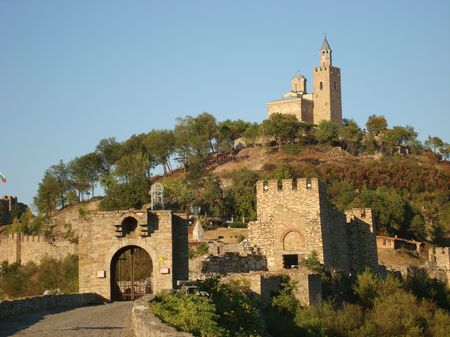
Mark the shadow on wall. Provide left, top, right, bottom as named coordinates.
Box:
left=201, top=253, right=268, bottom=274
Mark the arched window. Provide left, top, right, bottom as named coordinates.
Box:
left=320, top=82, right=323, bottom=90
left=121, top=217, right=138, bottom=235
left=334, top=81, right=337, bottom=90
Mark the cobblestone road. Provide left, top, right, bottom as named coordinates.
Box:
left=0, top=302, right=134, bottom=337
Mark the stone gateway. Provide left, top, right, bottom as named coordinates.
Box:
left=77, top=209, right=188, bottom=300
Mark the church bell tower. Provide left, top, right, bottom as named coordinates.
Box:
left=312, top=37, right=342, bottom=125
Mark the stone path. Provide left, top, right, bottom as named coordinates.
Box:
left=0, top=302, right=134, bottom=337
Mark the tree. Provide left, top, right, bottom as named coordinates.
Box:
left=34, top=161, right=74, bottom=214
left=261, top=113, right=301, bottom=146
left=68, top=153, right=102, bottom=201
left=144, top=130, right=175, bottom=174
left=242, top=123, right=260, bottom=146
left=351, top=187, right=408, bottom=235
left=339, top=119, right=363, bottom=154
left=425, top=136, right=450, bottom=160
left=224, top=168, right=259, bottom=221
left=315, top=120, right=339, bottom=145
left=366, top=115, right=387, bottom=136
left=198, top=175, right=224, bottom=217
left=95, top=137, right=122, bottom=175
left=217, top=119, right=252, bottom=150
left=381, top=126, right=418, bottom=155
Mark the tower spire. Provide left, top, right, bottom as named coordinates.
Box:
left=320, top=37, right=332, bottom=66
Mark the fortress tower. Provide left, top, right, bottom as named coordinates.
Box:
left=247, top=178, right=378, bottom=274
left=267, top=38, right=342, bottom=125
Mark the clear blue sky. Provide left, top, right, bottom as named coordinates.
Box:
left=1, top=0, right=449, bottom=208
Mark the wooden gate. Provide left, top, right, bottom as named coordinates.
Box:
left=111, top=246, right=153, bottom=301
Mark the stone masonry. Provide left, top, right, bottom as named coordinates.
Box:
left=0, top=234, right=77, bottom=265
left=76, top=209, right=188, bottom=300
left=248, top=178, right=378, bottom=274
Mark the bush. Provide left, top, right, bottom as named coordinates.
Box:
left=189, top=242, right=209, bottom=259
left=152, top=278, right=265, bottom=337
left=0, top=255, right=78, bottom=299
left=150, top=292, right=223, bottom=337
left=282, top=143, right=303, bottom=155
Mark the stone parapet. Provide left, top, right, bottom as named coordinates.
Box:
left=0, top=293, right=105, bottom=319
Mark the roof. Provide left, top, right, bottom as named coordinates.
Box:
left=321, top=37, right=331, bottom=51
left=268, top=96, right=301, bottom=103
left=292, top=72, right=305, bottom=80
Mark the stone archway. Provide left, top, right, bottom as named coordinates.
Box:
left=282, top=230, right=305, bottom=251
left=110, top=245, right=153, bottom=301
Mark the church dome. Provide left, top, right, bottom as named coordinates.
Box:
left=292, top=72, right=305, bottom=80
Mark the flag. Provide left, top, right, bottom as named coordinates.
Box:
left=0, top=172, right=6, bottom=183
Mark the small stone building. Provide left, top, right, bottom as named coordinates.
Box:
left=248, top=178, right=378, bottom=274
left=77, top=209, right=188, bottom=300
left=377, top=235, right=423, bottom=253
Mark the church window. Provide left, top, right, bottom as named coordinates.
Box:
left=320, top=82, right=323, bottom=90
left=334, top=81, right=337, bottom=90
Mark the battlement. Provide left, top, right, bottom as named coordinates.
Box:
left=345, top=208, right=374, bottom=232
left=257, top=178, right=323, bottom=194
left=429, top=247, right=450, bottom=270
left=0, top=233, right=46, bottom=243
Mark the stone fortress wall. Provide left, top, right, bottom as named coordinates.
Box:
left=248, top=178, right=378, bottom=274
left=0, top=233, right=77, bottom=265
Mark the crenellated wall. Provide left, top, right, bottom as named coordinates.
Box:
left=248, top=178, right=378, bottom=274
left=0, top=234, right=77, bottom=265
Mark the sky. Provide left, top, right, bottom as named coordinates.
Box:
left=0, top=0, right=449, bottom=208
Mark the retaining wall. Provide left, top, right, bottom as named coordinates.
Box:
left=0, top=293, right=104, bottom=319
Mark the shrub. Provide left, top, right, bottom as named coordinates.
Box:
left=150, top=292, right=224, bottom=337
left=189, top=242, right=209, bottom=259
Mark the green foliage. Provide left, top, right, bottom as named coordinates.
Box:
left=223, top=168, right=259, bottom=221
left=189, top=242, right=209, bottom=259
left=354, top=269, right=380, bottom=309
left=303, top=250, right=323, bottom=273
left=227, top=222, right=247, bottom=228
left=340, top=119, right=363, bottom=154
left=144, top=129, right=175, bottom=174
left=366, top=115, right=388, bottom=136
left=282, top=142, right=304, bottom=155
left=315, top=120, right=340, bottom=145
left=160, top=177, right=196, bottom=211
left=404, top=267, right=450, bottom=311
left=261, top=113, right=302, bottom=146
left=150, top=292, right=224, bottom=337
left=0, top=255, right=78, bottom=299
left=152, top=278, right=265, bottom=337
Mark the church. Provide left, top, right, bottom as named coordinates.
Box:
left=267, top=38, right=342, bottom=125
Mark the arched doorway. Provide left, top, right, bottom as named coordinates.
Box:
left=110, top=245, right=153, bottom=301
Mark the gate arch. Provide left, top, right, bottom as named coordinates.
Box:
left=110, top=245, right=153, bottom=301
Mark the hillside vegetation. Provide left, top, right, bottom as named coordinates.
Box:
left=13, top=112, right=449, bottom=244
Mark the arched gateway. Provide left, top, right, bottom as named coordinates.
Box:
left=78, top=210, right=188, bottom=300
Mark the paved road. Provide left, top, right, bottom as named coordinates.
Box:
left=0, top=302, right=134, bottom=337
